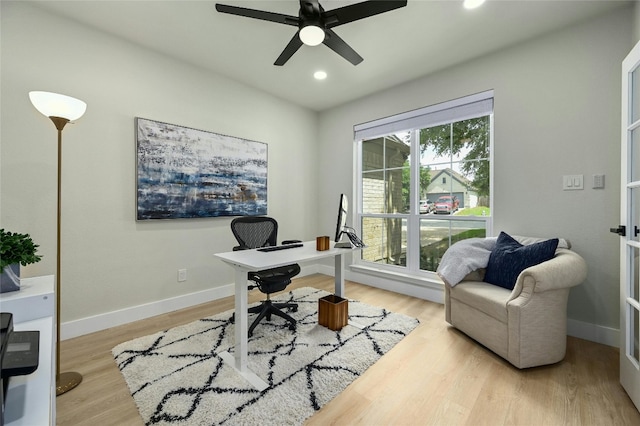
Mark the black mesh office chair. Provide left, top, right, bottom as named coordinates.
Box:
left=230, top=216, right=301, bottom=337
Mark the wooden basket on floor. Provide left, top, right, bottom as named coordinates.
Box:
left=318, top=294, right=348, bottom=331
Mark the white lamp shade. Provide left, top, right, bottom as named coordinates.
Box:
left=299, top=25, right=325, bottom=46
left=463, top=0, right=486, bottom=9
left=29, top=91, right=87, bottom=121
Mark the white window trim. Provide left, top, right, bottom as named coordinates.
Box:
left=353, top=91, right=494, bottom=286
left=354, top=90, right=494, bottom=140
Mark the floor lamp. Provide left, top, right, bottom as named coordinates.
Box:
left=29, top=91, right=87, bottom=396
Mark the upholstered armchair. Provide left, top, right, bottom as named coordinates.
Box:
left=442, top=235, right=587, bottom=369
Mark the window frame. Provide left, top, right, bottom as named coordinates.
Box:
left=353, top=92, right=494, bottom=282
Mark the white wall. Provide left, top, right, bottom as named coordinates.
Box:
left=318, top=5, right=634, bottom=338
left=634, top=1, right=640, bottom=43
left=2, top=2, right=637, bottom=344
left=0, top=2, right=319, bottom=325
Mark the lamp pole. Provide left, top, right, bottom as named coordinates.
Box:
left=29, top=92, right=86, bottom=396
left=50, top=116, right=82, bottom=395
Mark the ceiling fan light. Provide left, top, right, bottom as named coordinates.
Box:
left=299, top=25, right=325, bottom=46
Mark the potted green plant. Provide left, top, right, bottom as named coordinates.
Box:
left=0, top=228, right=42, bottom=293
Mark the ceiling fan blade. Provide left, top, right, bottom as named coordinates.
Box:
left=216, top=3, right=299, bottom=26
left=324, top=0, right=407, bottom=29
left=274, top=32, right=304, bottom=66
left=323, top=29, right=363, bottom=66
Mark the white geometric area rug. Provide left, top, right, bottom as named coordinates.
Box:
left=112, top=287, right=419, bottom=426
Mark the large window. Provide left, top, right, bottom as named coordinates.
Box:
left=355, top=92, right=493, bottom=279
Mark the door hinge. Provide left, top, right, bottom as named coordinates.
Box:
left=610, top=225, right=626, bottom=236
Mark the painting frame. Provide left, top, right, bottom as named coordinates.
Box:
left=136, top=118, right=268, bottom=220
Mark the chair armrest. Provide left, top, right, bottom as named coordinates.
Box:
left=508, top=249, right=587, bottom=301
left=233, top=245, right=249, bottom=251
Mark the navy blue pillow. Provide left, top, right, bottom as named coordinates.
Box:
left=483, top=232, right=559, bottom=290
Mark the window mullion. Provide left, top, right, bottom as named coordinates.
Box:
left=408, top=130, right=420, bottom=273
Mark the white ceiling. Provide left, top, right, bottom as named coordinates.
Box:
left=32, top=0, right=628, bottom=111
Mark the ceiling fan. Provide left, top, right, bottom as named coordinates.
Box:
left=215, top=0, right=408, bottom=66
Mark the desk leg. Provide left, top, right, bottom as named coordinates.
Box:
left=334, top=253, right=345, bottom=297
left=333, top=253, right=364, bottom=329
left=219, top=267, right=268, bottom=391
left=234, top=267, right=248, bottom=371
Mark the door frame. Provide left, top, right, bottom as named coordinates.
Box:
left=620, top=38, right=640, bottom=412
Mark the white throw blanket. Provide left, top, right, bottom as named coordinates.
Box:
left=437, top=237, right=497, bottom=286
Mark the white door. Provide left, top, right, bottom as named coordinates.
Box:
left=620, top=39, right=640, bottom=412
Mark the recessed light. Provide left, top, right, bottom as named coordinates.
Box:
left=463, top=0, right=486, bottom=9
left=314, top=71, right=327, bottom=80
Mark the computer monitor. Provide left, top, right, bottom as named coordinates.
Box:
left=334, top=193, right=365, bottom=248
left=334, top=193, right=348, bottom=243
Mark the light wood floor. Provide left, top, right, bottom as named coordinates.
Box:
left=57, top=274, right=640, bottom=425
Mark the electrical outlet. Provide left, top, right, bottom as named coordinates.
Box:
left=178, top=269, right=187, bottom=282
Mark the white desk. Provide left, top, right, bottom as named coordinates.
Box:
left=215, top=240, right=356, bottom=390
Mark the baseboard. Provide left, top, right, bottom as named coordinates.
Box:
left=60, top=284, right=235, bottom=340
left=346, top=265, right=444, bottom=303
left=567, top=318, right=619, bottom=348
left=61, top=264, right=621, bottom=349
left=60, top=265, right=322, bottom=340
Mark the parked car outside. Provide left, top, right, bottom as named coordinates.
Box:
left=434, top=195, right=459, bottom=214
left=419, top=200, right=435, bottom=214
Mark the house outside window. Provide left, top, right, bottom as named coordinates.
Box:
left=354, top=91, right=493, bottom=280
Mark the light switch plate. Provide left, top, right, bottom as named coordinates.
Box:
left=563, top=175, right=584, bottom=190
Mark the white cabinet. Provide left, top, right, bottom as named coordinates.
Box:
left=1, top=275, right=55, bottom=425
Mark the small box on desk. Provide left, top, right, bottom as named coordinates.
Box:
left=318, top=295, right=348, bottom=331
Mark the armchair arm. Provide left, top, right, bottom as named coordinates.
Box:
left=508, top=249, right=587, bottom=302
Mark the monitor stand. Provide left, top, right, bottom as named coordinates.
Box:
left=335, top=240, right=354, bottom=249
left=335, top=230, right=365, bottom=249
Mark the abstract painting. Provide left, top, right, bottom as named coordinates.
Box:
left=136, top=118, right=267, bottom=220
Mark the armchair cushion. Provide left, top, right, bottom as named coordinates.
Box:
left=483, top=232, right=559, bottom=290
left=449, top=281, right=511, bottom=324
